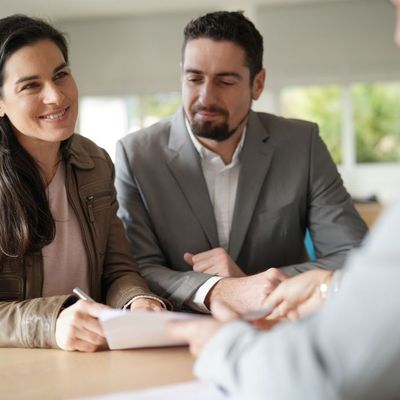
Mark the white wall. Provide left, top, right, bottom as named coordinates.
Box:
left=58, top=12, right=196, bottom=95
left=57, top=0, right=400, bottom=204
left=258, top=0, right=400, bottom=87
left=58, top=1, right=400, bottom=94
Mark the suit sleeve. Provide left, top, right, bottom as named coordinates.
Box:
left=282, top=125, right=368, bottom=275
left=195, top=200, right=400, bottom=400
left=114, top=140, right=211, bottom=310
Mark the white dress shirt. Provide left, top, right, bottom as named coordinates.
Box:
left=185, top=119, right=246, bottom=312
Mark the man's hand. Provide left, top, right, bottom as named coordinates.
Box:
left=205, top=268, right=289, bottom=313
left=264, top=269, right=333, bottom=320
left=130, top=298, right=165, bottom=311
left=55, top=300, right=110, bottom=352
left=184, top=248, right=246, bottom=277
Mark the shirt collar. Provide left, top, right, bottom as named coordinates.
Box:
left=185, top=118, right=246, bottom=165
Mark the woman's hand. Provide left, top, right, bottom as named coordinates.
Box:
left=55, top=300, right=110, bottom=352
left=263, top=269, right=333, bottom=321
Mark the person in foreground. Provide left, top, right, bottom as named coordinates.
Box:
left=169, top=200, right=400, bottom=399
left=0, top=15, right=165, bottom=352
left=115, top=11, right=367, bottom=313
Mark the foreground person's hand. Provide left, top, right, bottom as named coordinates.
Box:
left=167, top=300, right=279, bottom=357
left=264, top=269, right=333, bottom=321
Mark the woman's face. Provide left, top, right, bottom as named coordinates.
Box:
left=0, top=39, right=78, bottom=149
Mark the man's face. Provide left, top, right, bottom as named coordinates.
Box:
left=182, top=38, right=265, bottom=141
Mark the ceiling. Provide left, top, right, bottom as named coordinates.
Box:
left=0, top=0, right=351, bottom=21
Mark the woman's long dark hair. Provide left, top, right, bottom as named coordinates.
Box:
left=0, top=15, right=69, bottom=257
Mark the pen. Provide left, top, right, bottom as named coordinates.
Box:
left=73, top=287, right=95, bottom=302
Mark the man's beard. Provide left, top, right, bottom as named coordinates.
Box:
left=188, top=104, right=250, bottom=142
left=191, top=119, right=234, bottom=142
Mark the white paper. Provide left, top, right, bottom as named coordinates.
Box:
left=99, top=309, right=202, bottom=349
left=76, top=380, right=228, bottom=400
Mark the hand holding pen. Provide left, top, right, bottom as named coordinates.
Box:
left=54, top=287, right=110, bottom=352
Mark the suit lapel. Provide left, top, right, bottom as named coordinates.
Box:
left=166, top=108, right=219, bottom=248
left=229, top=111, right=274, bottom=261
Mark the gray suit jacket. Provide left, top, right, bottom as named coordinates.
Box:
left=195, top=199, right=400, bottom=400
left=115, top=108, right=367, bottom=309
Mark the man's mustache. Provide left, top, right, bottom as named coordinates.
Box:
left=191, top=104, right=228, bottom=117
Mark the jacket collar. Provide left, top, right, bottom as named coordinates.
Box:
left=166, top=108, right=219, bottom=248
left=228, top=111, right=274, bottom=260
left=63, top=134, right=95, bottom=170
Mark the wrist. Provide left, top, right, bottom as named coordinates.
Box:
left=319, top=270, right=334, bottom=300
left=126, top=295, right=167, bottom=310
left=319, top=269, right=344, bottom=300
left=327, top=270, right=344, bottom=298
left=204, top=277, right=232, bottom=308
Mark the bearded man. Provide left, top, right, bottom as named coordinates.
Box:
left=115, top=11, right=367, bottom=312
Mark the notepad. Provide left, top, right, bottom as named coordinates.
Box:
left=99, top=309, right=202, bottom=349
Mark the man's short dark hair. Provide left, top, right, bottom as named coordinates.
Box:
left=183, top=11, right=263, bottom=83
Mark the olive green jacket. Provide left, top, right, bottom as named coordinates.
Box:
left=0, top=134, right=160, bottom=348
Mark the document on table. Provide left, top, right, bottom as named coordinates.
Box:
left=76, top=380, right=228, bottom=400
left=99, top=309, right=202, bottom=349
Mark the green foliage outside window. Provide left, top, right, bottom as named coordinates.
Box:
left=352, top=82, right=400, bottom=163
left=141, top=93, right=181, bottom=127
left=127, top=84, right=400, bottom=164
left=280, top=86, right=342, bottom=164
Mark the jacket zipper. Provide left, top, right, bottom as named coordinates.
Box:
left=86, top=196, right=98, bottom=238
left=87, top=191, right=113, bottom=200
left=86, top=191, right=112, bottom=238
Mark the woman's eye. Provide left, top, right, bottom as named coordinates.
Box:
left=21, top=82, right=39, bottom=91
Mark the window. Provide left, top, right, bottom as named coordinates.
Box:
left=280, top=85, right=342, bottom=164
left=279, top=81, right=400, bottom=204
left=77, top=85, right=400, bottom=203
left=78, top=93, right=180, bottom=160
left=280, top=81, right=400, bottom=166
left=352, top=82, right=400, bottom=163
left=79, top=97, right=132, bottom=161
left=141, top=93, right=181, bottom=128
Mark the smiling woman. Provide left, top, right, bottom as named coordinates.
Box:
left=0, top=40, right=78, bottom=184
left=0, top=14, right=166, bottom=352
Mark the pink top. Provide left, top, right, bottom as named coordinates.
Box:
left=42, top=162, right=89, bottom=297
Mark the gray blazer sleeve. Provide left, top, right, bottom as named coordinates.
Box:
left=195, top=199, right=400, bottom=400
left=115, top=140, right=211, bottom=309
left=281, top=126, right=368, bottom=275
